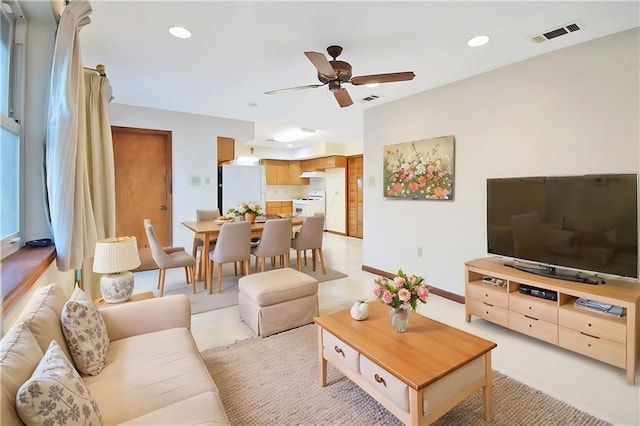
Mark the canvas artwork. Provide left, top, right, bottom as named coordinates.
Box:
left=383, top=135, right=455, bottom=200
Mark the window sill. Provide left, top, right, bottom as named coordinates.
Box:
left=1, top=245, right=56, bottom=313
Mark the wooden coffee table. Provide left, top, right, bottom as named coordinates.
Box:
left=314, top=302, right=497, bottom=425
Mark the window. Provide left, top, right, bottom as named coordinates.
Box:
left=0, top=0, right=26, bottom=259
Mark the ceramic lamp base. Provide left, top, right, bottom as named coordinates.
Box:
left=100, top=271, right=135, bottom=303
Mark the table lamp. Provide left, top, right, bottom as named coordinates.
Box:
left=93, top=236, right=141, bottom=303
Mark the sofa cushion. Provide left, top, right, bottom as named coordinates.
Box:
left=16, top=341, right=103, bottom=426
left=119, top=392, right=230, bottom=425
left=83, top=327, right=218, bottom=425
left=61, top=287, right=109, bottom=376
left=0, top=322, right=44, bottom=426
left=20, top=283, right=73, bottom=362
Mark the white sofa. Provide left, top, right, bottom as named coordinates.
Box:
left=1, top=282, right=230, bottom=425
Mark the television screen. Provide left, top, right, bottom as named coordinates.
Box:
left=487, top=174, right=638, bottom=279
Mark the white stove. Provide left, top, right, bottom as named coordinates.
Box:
left=292, top=190, right=325, bottom=218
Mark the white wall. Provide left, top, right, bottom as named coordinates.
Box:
left=363, top=28, right=640, bottom=296
left=109, top=104, right=254, bottom=250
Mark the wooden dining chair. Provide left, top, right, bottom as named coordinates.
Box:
left=208, top=221, right=251, bottom=294
left=250, top=218, right=292, bottom=273
left=192, top=209, right=220, bottom=280
left=290, top=215, right=326, bottom=274
left=144, top=219, right=197, bottom=296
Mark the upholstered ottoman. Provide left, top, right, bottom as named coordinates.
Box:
left=238, top=268, right=319, bottom=337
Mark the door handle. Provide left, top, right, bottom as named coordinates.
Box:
left=159, top=205, right=167, bottom=211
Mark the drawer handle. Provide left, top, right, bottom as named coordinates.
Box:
left=374, top=373, right=387, bottom=387
left=580, top=331, right=600, bottom=340
left=334, top=346, right=345, bottom=357
left=524, top=315, right=538, bottom=321
left=482, top=301, right=494, bottom=307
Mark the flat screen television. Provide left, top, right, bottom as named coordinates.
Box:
left=486, top=173, right=638, bottom=282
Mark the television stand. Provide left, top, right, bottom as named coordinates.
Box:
left=506, top=263, right=605, bottom=285
left=465, top=257, right=640, bottom=385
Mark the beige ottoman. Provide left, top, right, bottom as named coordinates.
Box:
left=238, top=268, right=319, bottom=337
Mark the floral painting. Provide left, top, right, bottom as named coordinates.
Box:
left=383, top=135, right=455, bottom=200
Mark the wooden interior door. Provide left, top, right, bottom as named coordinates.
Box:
left=112, top=126, right=172, bottom=248
left=347, top=155, right=363, bottom=238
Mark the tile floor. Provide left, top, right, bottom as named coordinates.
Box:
left=133, top=233, right=639, bottom=425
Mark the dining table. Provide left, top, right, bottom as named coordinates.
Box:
left=182, top=216, right=305, bottom=291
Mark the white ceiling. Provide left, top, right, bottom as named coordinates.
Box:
left=27, top=1, right=640, bottom=150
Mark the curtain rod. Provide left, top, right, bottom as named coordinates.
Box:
left=84, top=64, right=106, bottom=76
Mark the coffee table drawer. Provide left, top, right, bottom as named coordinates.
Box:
left=360, top=355, right=409, bottom=412
left=322, top=330, right=359, bottom=374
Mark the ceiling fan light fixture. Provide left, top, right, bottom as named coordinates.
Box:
left=272, top=128, right=317, bottom=143
left=168, top=26, right=192, bottom=39
left=467, top=35, right=490, bottom=47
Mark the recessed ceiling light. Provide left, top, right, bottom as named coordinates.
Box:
left=287, top=144, right=293, bottom=147
left=467, top=35, right=490, bottom=47
left=169, top=26, right=192, bottom=39
left=365, top=83, right=379, bottom=88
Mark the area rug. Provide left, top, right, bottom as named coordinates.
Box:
left=153, top=261, right=348, bottom=315
left=200, top=324, right=610, bottom=426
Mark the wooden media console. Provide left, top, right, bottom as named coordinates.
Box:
left=465, top=257, right=640, bottom=385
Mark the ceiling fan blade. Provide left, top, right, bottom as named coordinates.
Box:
left=350, top=71, right=416, bottom=86
left=333, top=88, right=353, bottom=108
left=304, top=51, right=337, bottom=79
left=264, top=83, right=324, bottom=95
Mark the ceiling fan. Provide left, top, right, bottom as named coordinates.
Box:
left=264, top=45, right=415, bottom=108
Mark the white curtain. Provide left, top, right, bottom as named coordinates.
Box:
left=46, top=0, right=114, bottom=272
left=84, top=69, right=116, bottom=240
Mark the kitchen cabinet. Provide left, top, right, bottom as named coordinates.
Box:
left=264, top=159, right=310, bottom=185
left=265, top=201, right=293, bottom=216
left=264, top=160, right=288, bottom=185
left=217, top=137, right=234, bottom=165
left=315, top=156, right=346, bottom=170
left=288, top=161, right=309, bottom=185
left=301, top=159, right=316, bottom=172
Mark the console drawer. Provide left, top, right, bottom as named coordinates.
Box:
left=509, top=293, right=557, bottom=324
left=508, top=311, right=558, bottom=345
left=466, top=297, right=509, bottom=327
left=359, top=354, right=409, bottom=412
left=559, top=307, right=626, bottom=344
left=467, top=283, right=508, bottom=309
left=322, top=330, right=359, bottom=374
left=559, top=326, right=625, bottom=368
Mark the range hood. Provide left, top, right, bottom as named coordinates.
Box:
left=300, top=171, right=325, bottom=178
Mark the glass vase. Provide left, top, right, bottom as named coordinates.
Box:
left=390, top=306, right=411, bottom=332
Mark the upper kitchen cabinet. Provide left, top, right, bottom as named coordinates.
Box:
left=264, top=160, right=288, bottom=185
left=301, top=159, right=316, bottom=172
left=264, top=159, right=310, bottom=185
left=288, top=161, right=309, bottom=185
left=314, top=156, right=346, bottom=170
left=217, top=137, right=235, bottom=165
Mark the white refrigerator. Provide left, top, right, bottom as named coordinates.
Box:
left=217, top=165, right=266, bottom=215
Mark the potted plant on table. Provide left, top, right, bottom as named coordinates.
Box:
left=227, top=201, right=262, bottom=224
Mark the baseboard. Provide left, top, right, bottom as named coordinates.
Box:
left=362, top=264, right=465, bottom=304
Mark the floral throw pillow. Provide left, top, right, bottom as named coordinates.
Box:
left=16, top=340, right=103, bottom=425
left=61, top=287, right=109, bottom=376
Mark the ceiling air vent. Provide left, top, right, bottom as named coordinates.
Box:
left=531, top=20, right=584, bottom=44
left=361, top=94, right=379, bottom=102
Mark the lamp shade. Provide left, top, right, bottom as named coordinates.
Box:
left=93, top=236, right=141, bottom=273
